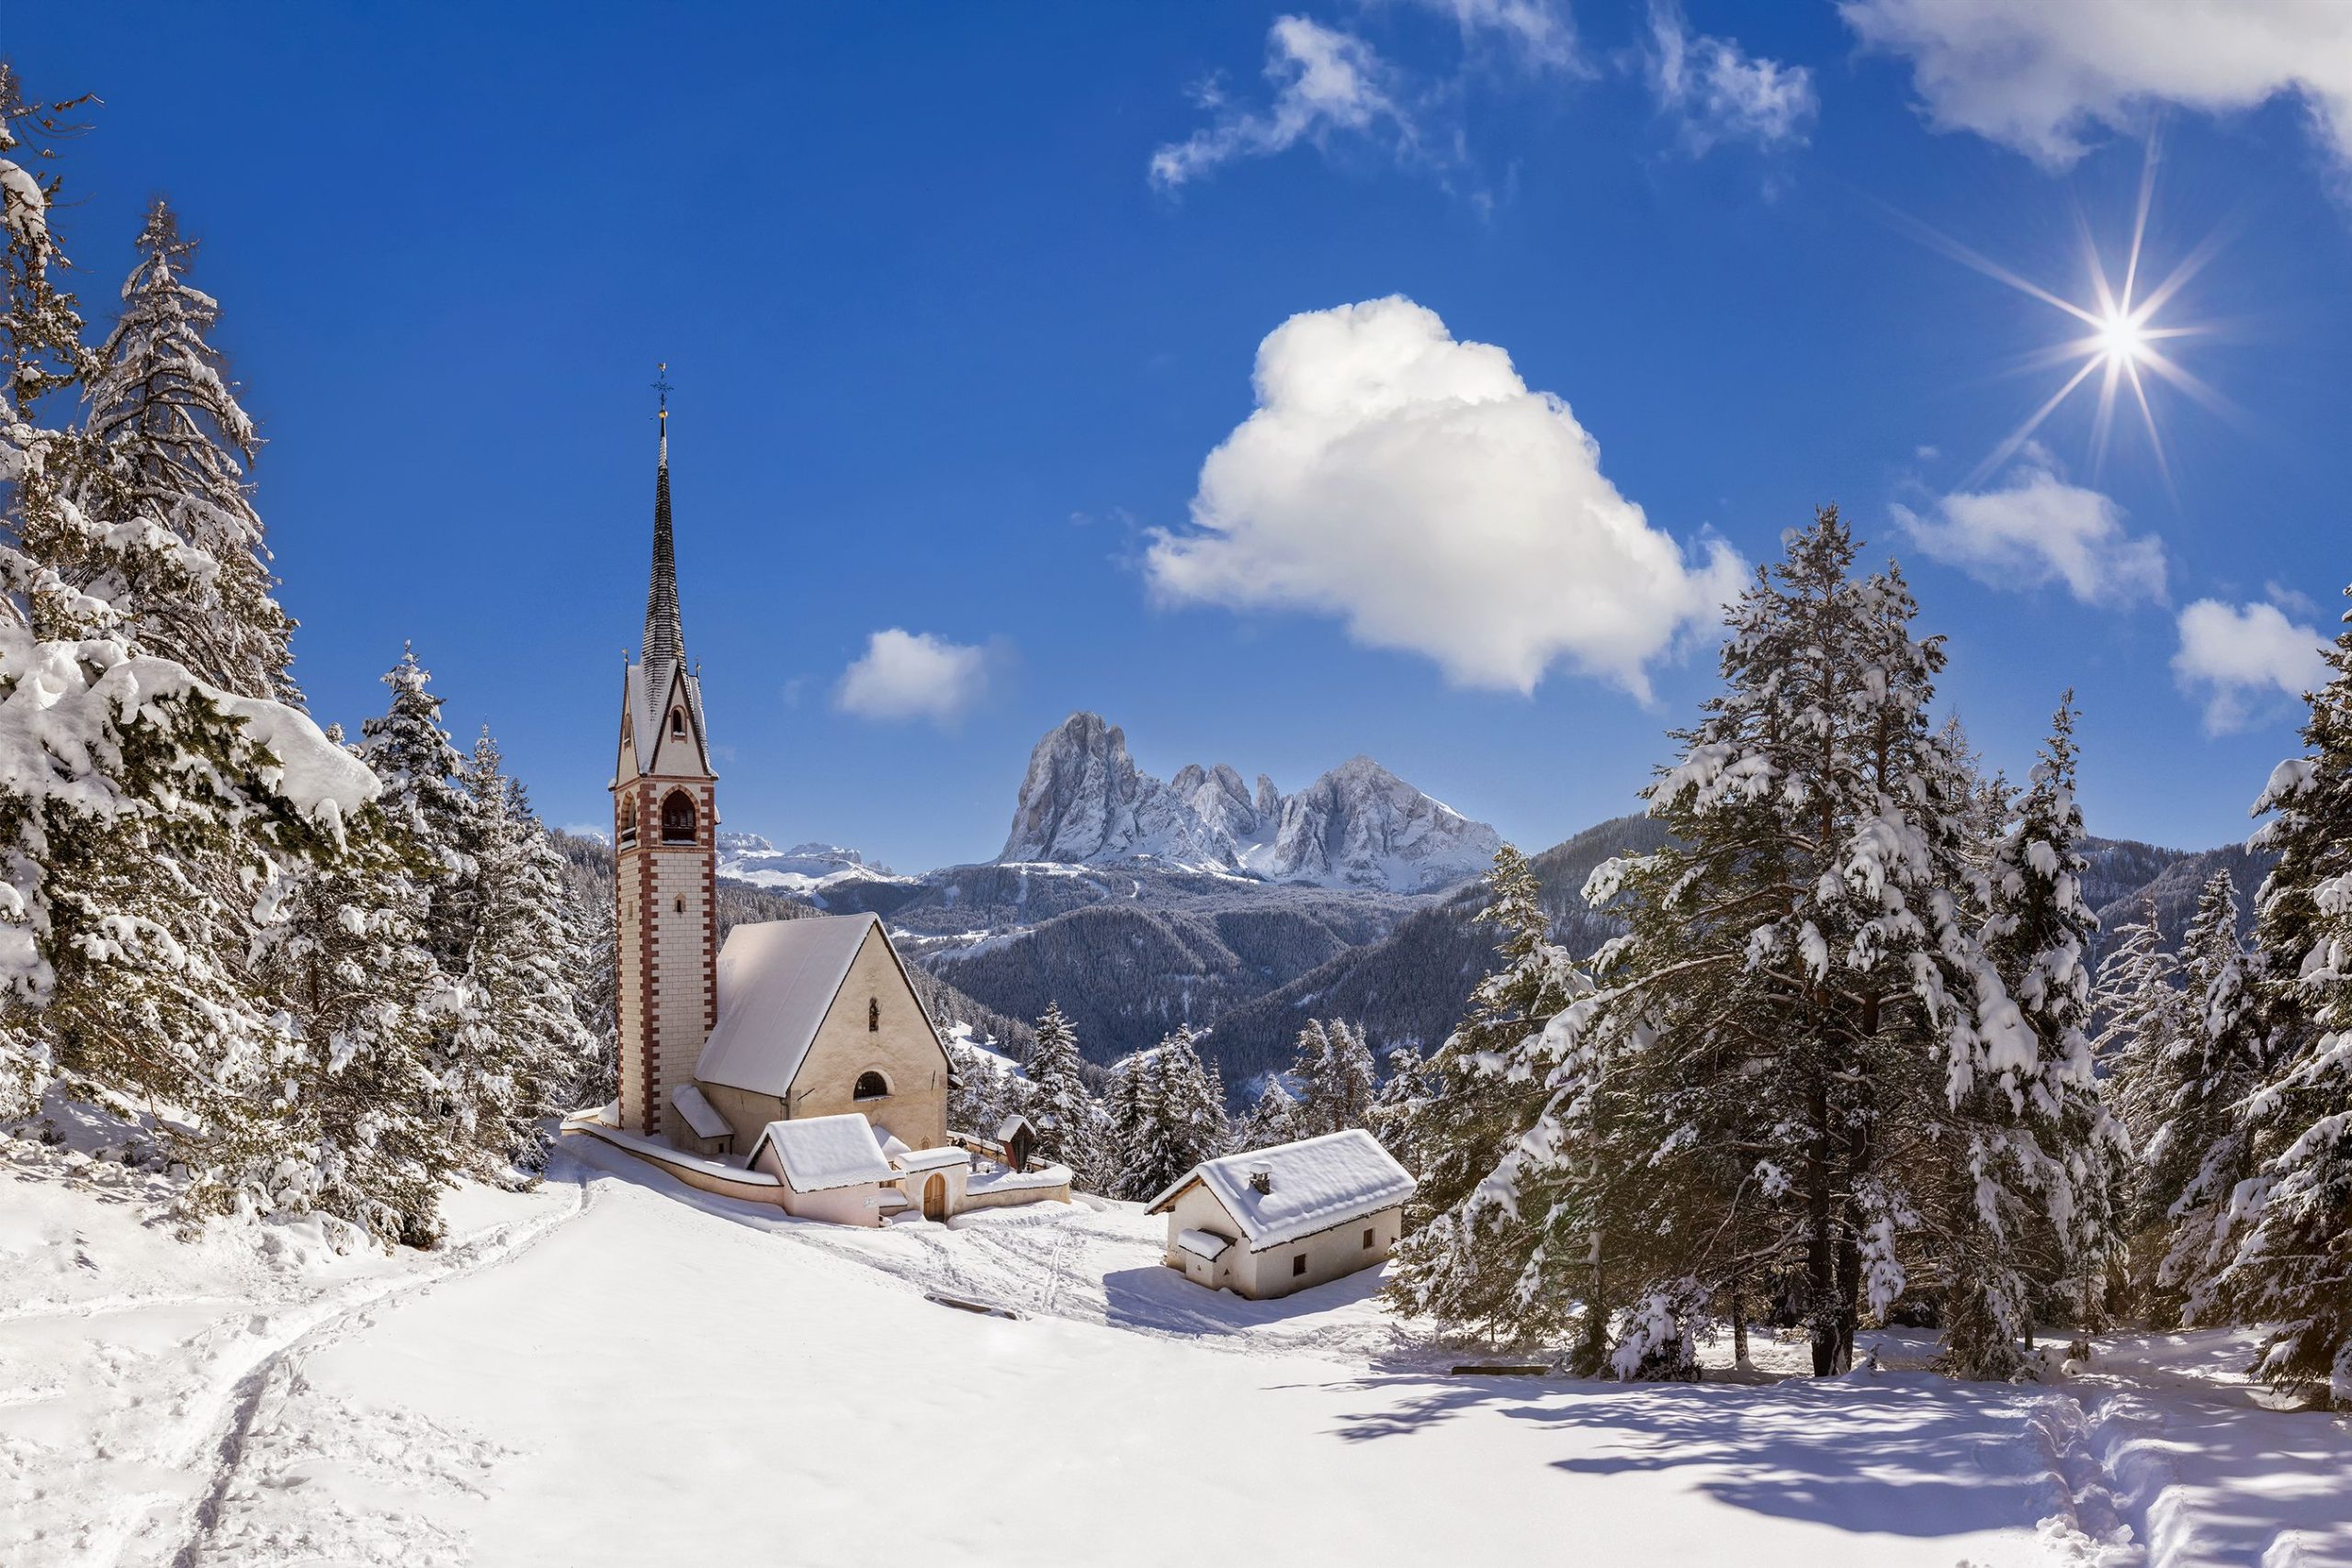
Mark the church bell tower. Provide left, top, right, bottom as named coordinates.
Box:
left=613, top=368, right=718, bottom=1141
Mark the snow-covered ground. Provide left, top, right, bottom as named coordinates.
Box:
left=6, top=1123, right=2350, bottom=1567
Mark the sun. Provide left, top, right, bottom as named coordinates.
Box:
left=1898, top=136, right=2231, bottom=489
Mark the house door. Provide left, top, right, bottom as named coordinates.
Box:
left=922, top=1174, right=947, bottom=1222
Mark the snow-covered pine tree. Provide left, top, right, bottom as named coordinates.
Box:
left=1102, top=1047, right=1162, bottom=1201
left=1939, top=695, right=2121, bottom=1375
left=1498, top=512, right=1991, bottom=1377
left=1287, top=1017, right=1376, bottom=1139
left=448, top=732, right=596, bottom=1174
left=253, top=776, right=464, bottom=1247
left=0, top=67, right=94, bottom=429
left=2220, top=588, right=2352, bottom=1406
left=1023, top=1001, right=1105, bottom=1186
left=1236, top=1077, right=1298, bottom=1152
left=2089, top=902, right=2188, bottom=1322
left=1366, top=1041, right=1426, bottom=1166
left=1112, top=1028, right=1229, bottom=1201
left=359, top=646, right=481, bottom=978
left=1381, top=843, right=1583, bottom=1351
left=2141, top=868, right=2264, bottom=1325
left=66, top=198, right=298, bottom=702
left=945, top=1028, right=1017, bottom=1136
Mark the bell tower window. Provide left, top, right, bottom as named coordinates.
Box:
left=670, top=707, right=686, bottom=738
left=661, top=790, right=697, bottom=843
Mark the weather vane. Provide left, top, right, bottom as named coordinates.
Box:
left=653, top=361, right=673, bottom=422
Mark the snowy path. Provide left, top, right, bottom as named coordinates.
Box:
left=10, top=1135, right=2351, bottom=1567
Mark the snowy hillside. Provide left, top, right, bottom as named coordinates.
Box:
left=7, top=1118, right=2349, bottom=1567
left=1000, top=712, right=1500, bottom=893
left=714, top=832, right=918, bottom=901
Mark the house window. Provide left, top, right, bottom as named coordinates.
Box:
left=1293, top=1255, right=1307, bottom=1278
left=854, top=1070, right=889, bottom=1100
left=670, top=707, right=686, bottom=738
left=661, top=790, right=695, bottom=843
left=867, top=996, right=880, bottom=1032
left=1363, top=1228, right=1375, bottom=1250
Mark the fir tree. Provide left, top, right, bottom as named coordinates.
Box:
left=359, top=646, right=481, bottom=976
left=1382, top=843, right=1583, bottom=1351
left=1236, top=1077, right=1298, bottom=1151
left=1109, top=1028, right=1229, bottom=1200
left=2145, top=870, right=2264, bottom=1323
left=68, top=198, right=298, bottom=702
left=2090, top=902, right=2188, bottom=1322
left=1023, top=1001, right=1106, bottom=1186
left=2221, top=587, right=2352, bottom=1406
left=1287, top=1017, right=1376, bottom=1139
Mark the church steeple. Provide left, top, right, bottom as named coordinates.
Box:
left=642, top=364, right=684, bottom=674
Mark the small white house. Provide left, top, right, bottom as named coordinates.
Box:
left=748, top=1114, right=899, bottom=1226
left=1145, top=1130, right=1416, bottom=1301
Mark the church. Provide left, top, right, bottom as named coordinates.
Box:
left=585, top=388, right=1067, bottom=1224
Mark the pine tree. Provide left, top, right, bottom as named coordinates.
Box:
left=359, top=646, right=481, bottom=976
left=1939, top=695, right=2121, bottom=1375
left=2090, top=902, right=2188, bottom=1322
left=1288, top=1017, right=1376, bottom=1138
left=1109, top=1028, right=1229, bottom=1200
left=448, top=733, right=595, bottom=1174
left=1366, top=1041, right=1426, bottom=1166
left=1382, top=844, right=1584, bottom=1350
left=2220, top=588, right=2352, bottom=1406
left=1237, top=1077, right=1298, bottom=1151
left=66, top=198, right=298, bottom=702
left=1493, top=512, right=1996, bottom=1377
left=2143, top=870, right=2264, bottom=1324
left=1023, top=1001, right=1106, bottom=1186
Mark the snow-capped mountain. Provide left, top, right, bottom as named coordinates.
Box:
left=997, top=713, right=1500, bottom=893
left=716, top=834, right=915, bottom=897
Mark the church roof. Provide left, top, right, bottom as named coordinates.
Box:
left=695, top=914, right=941, bottom=1099
left=621, top=407, right=709, bottom=776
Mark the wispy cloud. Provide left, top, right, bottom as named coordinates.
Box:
left=1893, top=454, right=2165, bottom=607
left=834, top=629, right=998, bottom=728
left=2171, top=598, right=2329, bottom=734
left=1641, top=0, right=1816, bottom=155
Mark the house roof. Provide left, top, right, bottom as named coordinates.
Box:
left=669, top=1083, right=732, bottom=1141
left=1145, top=1130, right=1415, bottom=1252
left=995, top=1112, right=1035, bottom=1143
left=1176, top=1228, right=1232, bottom=1260
left=748, top=1114, right=895, bottom=1192
left=694, top=914, right=941, bottom=1099
left=896, top=1145, right=972, bottom=1174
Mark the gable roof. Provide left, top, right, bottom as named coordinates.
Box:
left=693, top=914, right=943, bottom=1099
left=748, top=1114, right=895, bottom=1192
left=622, top=656, right=709, bottom=778
left=670, top=1083, right=732, bottom=1142
left=1144, top=1130, right=1415, bottom=1252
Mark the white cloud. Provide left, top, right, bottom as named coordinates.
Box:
left=2171, top=598, right=2329, bottom=734
left=1839, top=0, right=2352, bottom=178
left=834, top=629, right=993, bottom=727
left=1144, top=295, right=1745, bottom=697
left=1149, top=2, right=1579, bottom=189
left=1150, top=17, right=1413, bottom=190
left=1891, top=457, right=2165, bottom=606
left=1644, top=0, right=1817, bottom=153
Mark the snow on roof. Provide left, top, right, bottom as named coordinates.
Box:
left=870, top=1124, right=913, bottom=1161
left=1176, top=1228, right=1233, bottom=1260
left=749, top=1115, right=895, bottom=1192
left=896, top=1145, right=972, bottom=1174
left=670, top=1083, right=732, bottom=1141
left=622, top=658, right=707, bottom=775
left=695, top=915, right=940, bottom=1098
left=995, top=1112, right=1035, bottom=1143
left=1145, top=1130, right=1414, bottom=1250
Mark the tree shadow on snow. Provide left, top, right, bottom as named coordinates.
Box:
left=1327, top=1371, right=2053, bottom=1540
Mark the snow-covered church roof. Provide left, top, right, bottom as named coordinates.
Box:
left=1146, top=1130, right=1415, bottom=1252
left=693, top=914, right=941, bottom=1098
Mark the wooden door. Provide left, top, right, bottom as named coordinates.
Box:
left=923, top=1174, right=946, bottom=1222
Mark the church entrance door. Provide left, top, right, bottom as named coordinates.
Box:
left=922, top=1174, right=947, bottom=1222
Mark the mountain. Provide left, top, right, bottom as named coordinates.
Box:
left=1000, top=712, right=1501, bottom=894
left=2083, top=836, right=2268, bottom=951
left=715, top=833, right=925, bottom=915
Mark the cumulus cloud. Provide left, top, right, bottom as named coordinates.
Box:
left=1144, top=296, right=1745, bottom=697
left=1839, top=0, right=2352, bottom=178
left=1149, top=2, right=1578, bottom=189
left=1891, top=457, right=2165, bottom=606
left=834, top=629, right=993, bottom=727
left=2171, top=598, right=2329, bottom=734
left=1644, top=0, right=1817, bottom=153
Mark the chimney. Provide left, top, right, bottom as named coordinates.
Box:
left=1248, top=1165, right=1272, bottom=1195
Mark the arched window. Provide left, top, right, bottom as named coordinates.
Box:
left=661, top=790, right=696, bottom=843
left=867, top=996, right=880, bottom=1032
left=854, top=1070, right=889, bottom=1100
left=673, top=894, right=684, bottom=914
left=670, top=706, right=686, bottom=738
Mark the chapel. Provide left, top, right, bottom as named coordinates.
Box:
left=603, top=384, right=1027, bottom=1222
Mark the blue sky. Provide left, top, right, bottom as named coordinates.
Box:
left=22, top=2, right=2352, bottom=870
